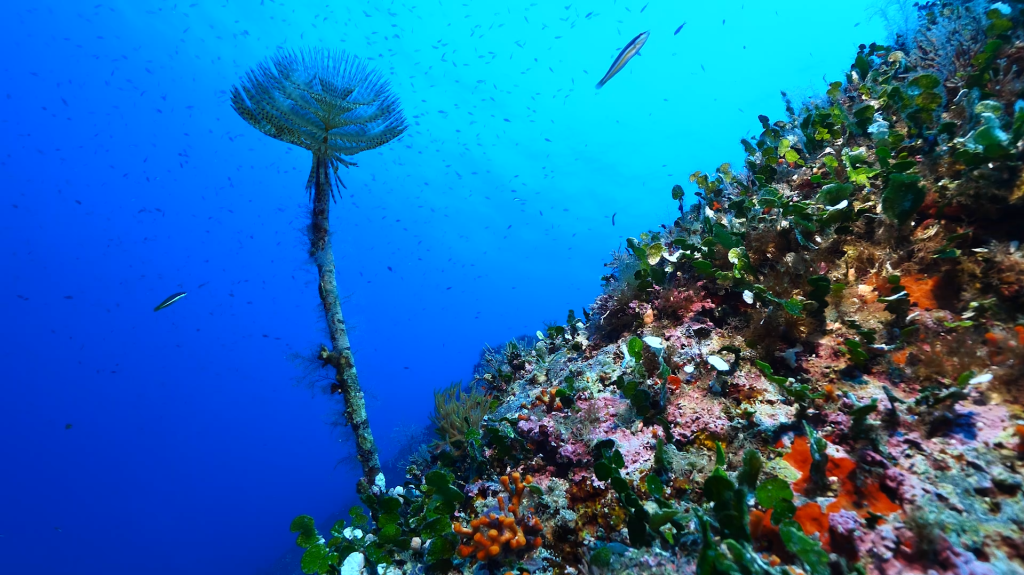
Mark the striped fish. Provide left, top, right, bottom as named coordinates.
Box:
left=595, top=31, right=649, bottom=89
left=154, top=291, right=187, bottom=311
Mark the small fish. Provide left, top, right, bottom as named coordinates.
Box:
left=595, top=31, right=649, bottom=89
left=65, top=423, right=73, bottom=430
left=153, top=291, right=187, bottom=311
left=674, top=22, right=686, bottom=35
left=640, top=2, right=648, bottom=12
left=612, top=212, right=617, bottom=226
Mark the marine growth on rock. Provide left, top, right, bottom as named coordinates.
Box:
left=291, top=3, right=1024, bottom=575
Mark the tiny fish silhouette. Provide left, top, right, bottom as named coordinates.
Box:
left=674, top=23, right=686, bottom=35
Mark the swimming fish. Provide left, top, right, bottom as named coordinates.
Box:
left=674, top=22, right=686, bottom=35
left=154, top=291, right=187, bottom=311
left=595, top=30, right=649, bottom=89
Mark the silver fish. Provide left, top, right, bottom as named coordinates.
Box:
left=595, top=31, right=649, bottom=89
left=154, top=291, right=187, bottom=311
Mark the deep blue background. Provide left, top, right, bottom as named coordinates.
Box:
left=1, top=1, right=888, bottom=573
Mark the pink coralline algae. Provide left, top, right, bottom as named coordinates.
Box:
left=855, top=525, right=1000, bottom=575
left=962, top=402, right=1014, bottom=447
left=515, top=410, right=590, bottom=465
left=577, top=396, right=628, bottom=436
left=605, top=427, right=654, bottom=478
left=655, top=282, right=717, bottom=322
left=557, top=438, right=591, bottom=464
left=664, top=386, right=730, bottom=443
left=829, top=510, right=863, bottom=561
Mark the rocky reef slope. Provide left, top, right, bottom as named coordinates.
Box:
left=290, top=3, right=1024, bottom=574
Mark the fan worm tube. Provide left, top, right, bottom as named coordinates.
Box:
left=309, top=153, right=382, bottom=494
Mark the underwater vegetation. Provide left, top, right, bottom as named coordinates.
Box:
left=288, top=3, right=1024, bottom=575
left=230, top=48, right=407, bottom=496
left=430, top=382, right=492, bottom=454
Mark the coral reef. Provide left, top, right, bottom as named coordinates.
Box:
left=289, top=4, right=1024, bottom=575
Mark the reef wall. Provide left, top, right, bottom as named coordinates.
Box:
left=289, top=3, right=1024, bottom=574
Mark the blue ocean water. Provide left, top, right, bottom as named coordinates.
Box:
left=0, top=1, right=887, bottom=573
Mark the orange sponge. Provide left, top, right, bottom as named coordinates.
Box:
left=531, top=388, right=563, bottom=412
left=454, top=473, right=543, bottom=562
left=778, top=436, right=901, bottom=551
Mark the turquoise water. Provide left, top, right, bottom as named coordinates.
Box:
left=0, top=1, right=886, bottom=573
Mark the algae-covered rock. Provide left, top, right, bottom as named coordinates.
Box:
left=294, top=4, right=1024, bottom=575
